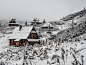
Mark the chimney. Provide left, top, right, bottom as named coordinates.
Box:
left=19, top=25, right=22, bottom=31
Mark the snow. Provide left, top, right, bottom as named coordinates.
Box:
left=27, top=39, right=40, bottom=42
left=1, top=24, right=86, bottom=65
left=52, top=31, right=59, bottom=35
left=14, top=39, right=20, bottom=41
left=31, top=31, right=37, bottom=33
left=41, top=23, right=53, bottom=28
left=0, top=35, right=9, bottom=53
left=9, top=26, right=33, bottom=39
left=0, top=9, right=86, bottom=65
left=1, top=33, right=86, bottom=65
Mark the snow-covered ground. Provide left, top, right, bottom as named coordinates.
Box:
left=0, top=26, right=86, bottom=65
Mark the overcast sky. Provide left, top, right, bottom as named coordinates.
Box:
left=0, top=0, right=86, bottom=22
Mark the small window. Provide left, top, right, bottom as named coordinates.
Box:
left=32, top=34, right=36, bottom=38
left=23, top=40, right=25, bottom=43
left=10, top=40, right=14, bottom=43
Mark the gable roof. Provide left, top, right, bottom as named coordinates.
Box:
left=9, top=19, right=16, bottom=23
left=41, top=23, right=53, bottom=28
left=9, top=19, right=19, bottom=25
left=9, top=22, right=19, bottom=24
left=9, top=26, right=33, bottom=39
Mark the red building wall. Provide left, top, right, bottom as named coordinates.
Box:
left=9, top=39, right=15, bottom=45
left=9, top=27, right=40, bottom=46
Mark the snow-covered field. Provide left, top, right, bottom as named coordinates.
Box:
left=0, top=26, right=86, bottom=65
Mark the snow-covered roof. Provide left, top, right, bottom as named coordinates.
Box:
left=27, top=39, right=40, bottom=42
left=14, top=39, right=20, bottom=41
left=9, top=22, right=19, bottom=24
left=31, top=31, right=36, bottom=33
left=9, top=26, right=33, bottom=39
left=41, top=23, right=53, bottom=28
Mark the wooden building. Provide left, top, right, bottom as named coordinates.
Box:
left=41, top=23, right=53, bottom=32
left=9, top=26, right=40, bottom=46
left=9, top=19, right=19, bottom=26
left=31, top=18, right=41, bottom=26
left=41, top=23, right=53, bottom=29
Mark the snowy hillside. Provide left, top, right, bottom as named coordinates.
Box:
left=0, top=25, right=86, bottom=65
left=50, top=9, right=86, bottom=33
left=61, top=8, right=86, bottom=21
left=1, top=9, right=86, bottom=65
left=57, top=20, right=86, bottom=40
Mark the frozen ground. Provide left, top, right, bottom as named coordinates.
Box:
left=0, top=27, right=86, bottom=65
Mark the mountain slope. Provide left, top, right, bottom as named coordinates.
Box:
left=61, top=9, right=86, bottom=21
left=57, top=20, right=86, bottom=39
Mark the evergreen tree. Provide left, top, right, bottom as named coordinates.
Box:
left=25, top=21, right=27, bottom=26
left=43, top=19, right=46, bottom=23
left=0, top=22, right=1, bottom=27
left=72, top=19, right=74, bottom=29
left=84, top=7, right=85, bottom=10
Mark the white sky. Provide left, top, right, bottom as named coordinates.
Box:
left=0, top=0, right=86, bottom=22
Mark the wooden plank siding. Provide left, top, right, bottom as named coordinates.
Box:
left=9, top=27, right=40, bottom=46
left=9, top=24, right=19, bottom=26
left=28, top=27, right=39, bottom=39
left=9, top=39, right=15, bottom=45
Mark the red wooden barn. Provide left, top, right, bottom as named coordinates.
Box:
left=9, top=26, right=40, bottom=46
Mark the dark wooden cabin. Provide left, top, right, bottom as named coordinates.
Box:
left=9, top=19, right=19, bottom=26
left=31, top=18, right=41, bottom=26
left=41, top=23, right=53, bottom=29
left=9, top=26, right=40, bottom=46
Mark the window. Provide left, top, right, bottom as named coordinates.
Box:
left=32, top=34, right=36, bottom=38
left=21, top=40, right=25, bottom=44
left=10, top=40, right=14, bottom=43
left=23, top=40, right=25, bottom=43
